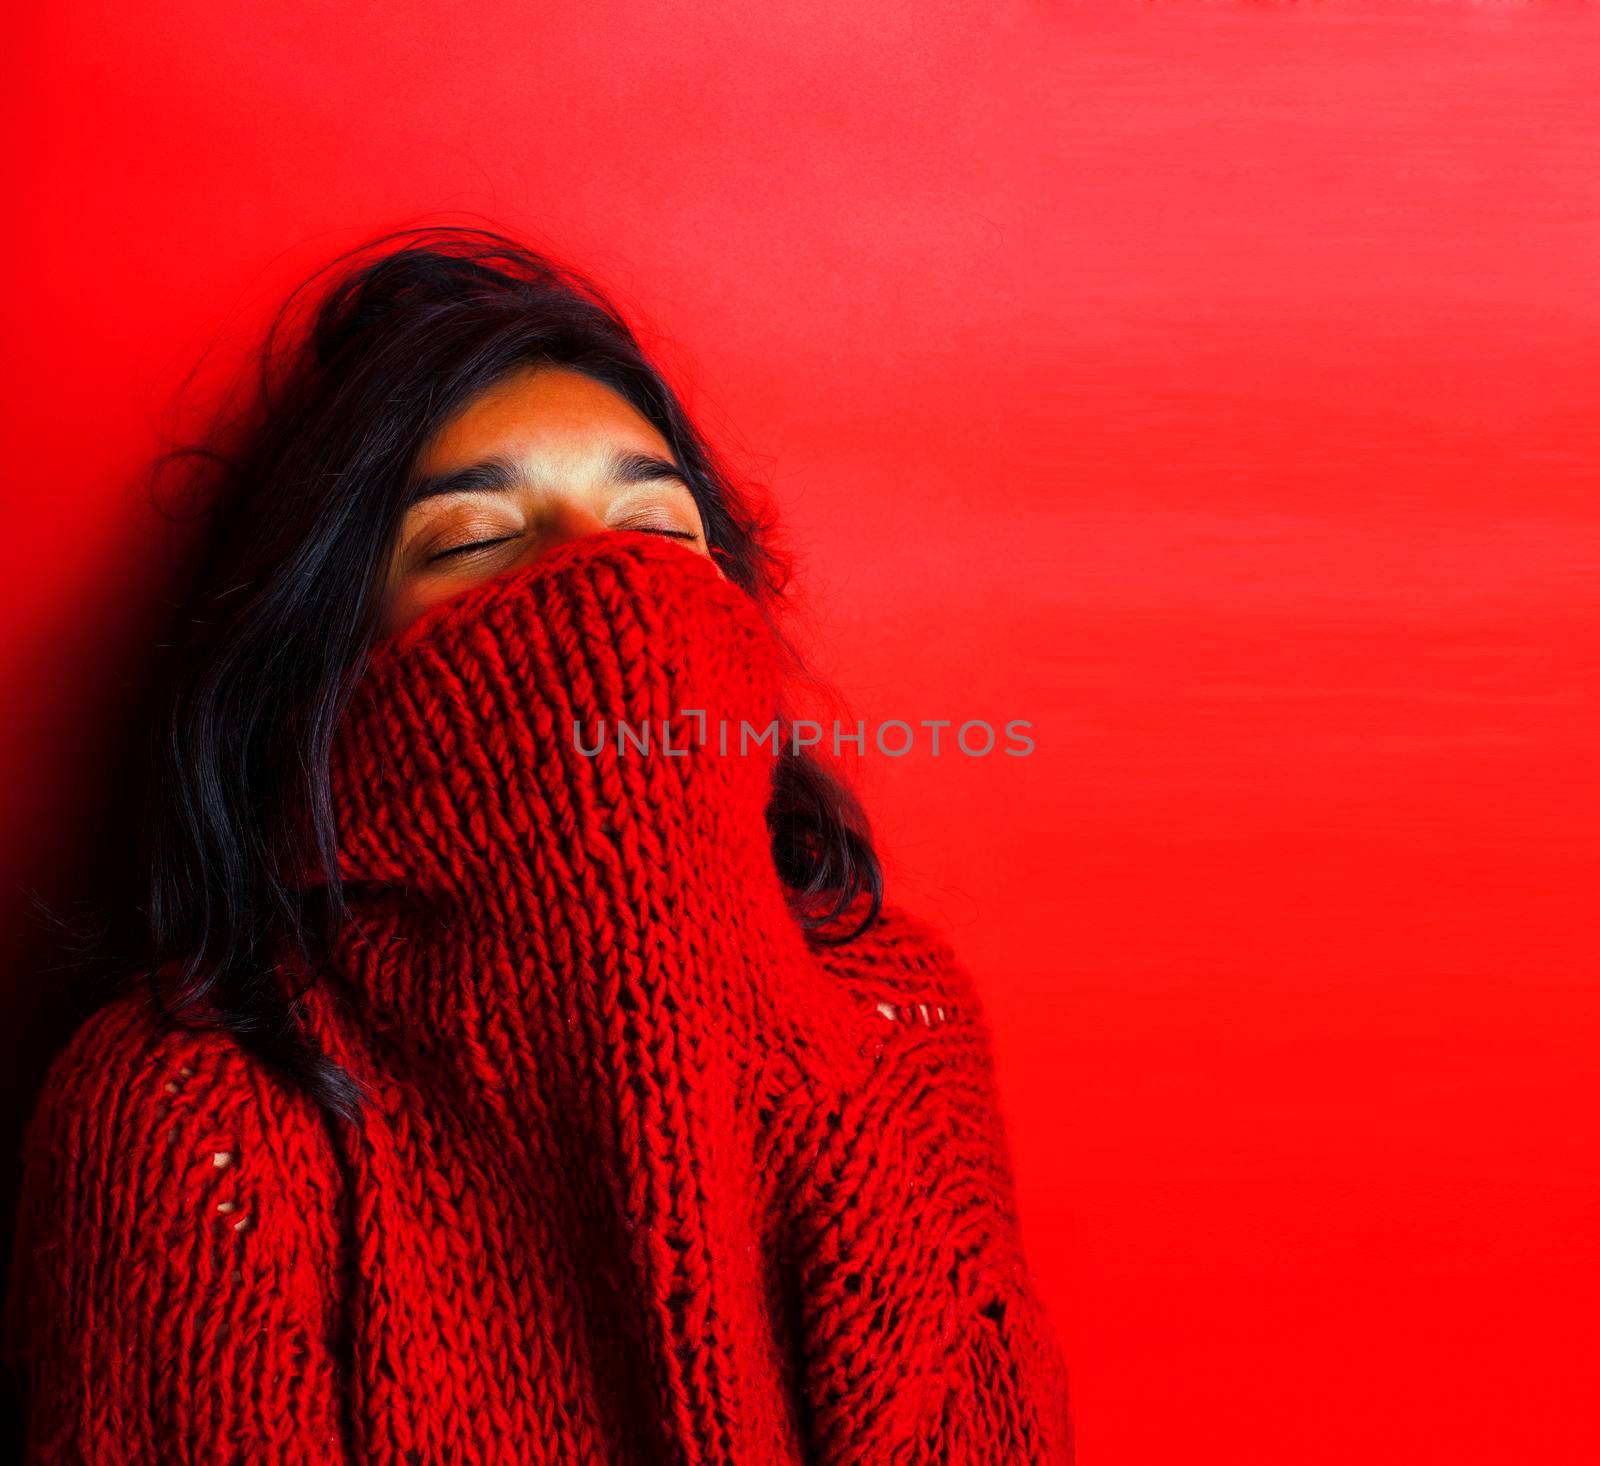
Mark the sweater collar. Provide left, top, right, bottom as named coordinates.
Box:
left=305, top=531, right=787, bottom=907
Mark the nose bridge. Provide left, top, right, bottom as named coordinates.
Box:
left=531, top=494, right=610, bottom=554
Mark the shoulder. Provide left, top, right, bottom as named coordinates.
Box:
left=8, top=993, right=349, bottom=1456
left=806, top=898, right=990, bottom=1033
left=27, top=987, right=310, bottom=1148
left=815, top=898, right=960, bottom=964
left=17, top=987, right=340, bottom=1251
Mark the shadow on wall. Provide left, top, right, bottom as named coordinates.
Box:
left=0, top=557, right=185, bottom=1457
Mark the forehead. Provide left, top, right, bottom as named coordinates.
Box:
left=416, top=364, right=670, bottom=476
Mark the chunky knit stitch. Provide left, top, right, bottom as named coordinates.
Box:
left=7, top=532, right=1074, bottom=1464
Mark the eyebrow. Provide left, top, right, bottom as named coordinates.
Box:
left=405, top=448, right=689, bottom=506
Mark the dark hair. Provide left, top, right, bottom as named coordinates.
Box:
left=85, top=224, right=881, bottom=1122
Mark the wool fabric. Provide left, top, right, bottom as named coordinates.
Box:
left=7, top=532, right=1074, bottom=1464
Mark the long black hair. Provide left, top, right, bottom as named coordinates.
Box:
left=82, top=224, right=881, bottom=1122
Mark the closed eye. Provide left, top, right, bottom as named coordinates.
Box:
left=426, top=523, right=699, bottom=565
left=426, top=535, right=520, bottom=564
left=610, top=506, right=703, bottom=542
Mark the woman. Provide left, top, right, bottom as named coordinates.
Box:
left=6, top=227, right=1074, bottom=1463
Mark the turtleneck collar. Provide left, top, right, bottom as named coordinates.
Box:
left=310, top=531, right=787, bottom=905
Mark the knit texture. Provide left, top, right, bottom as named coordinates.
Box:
left=7, top=532, right=1074, bottom=1464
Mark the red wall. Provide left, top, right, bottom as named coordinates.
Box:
left=4, top=3, right=1596, bottom=1462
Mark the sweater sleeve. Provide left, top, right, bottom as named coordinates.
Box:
left=5, top=992, right=348, bottom=1465
left=780, top=905, right=1076, bottom=1464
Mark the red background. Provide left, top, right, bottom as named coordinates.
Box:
left=3, top=3, right=1596, bottom=1462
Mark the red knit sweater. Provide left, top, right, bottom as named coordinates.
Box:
left=7, top=532, right=1074, bottom=1464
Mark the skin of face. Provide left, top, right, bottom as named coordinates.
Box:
left=380, top=364, right=720, bottom=640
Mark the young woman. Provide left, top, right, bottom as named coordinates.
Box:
left=6, top=228, right=1074, bottom=1463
